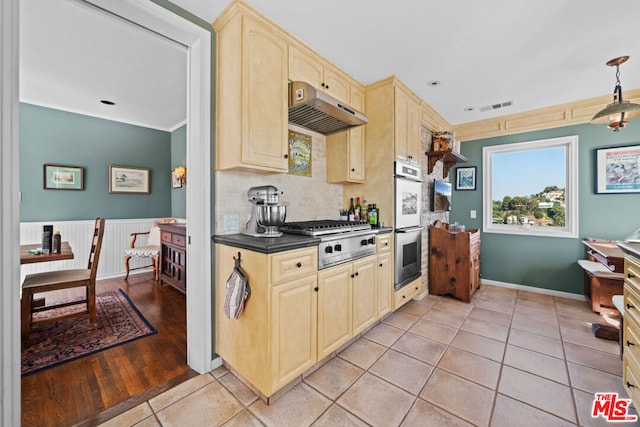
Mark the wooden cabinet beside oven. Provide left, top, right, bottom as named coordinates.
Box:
left=623, top=252, right=640, bottom=408
left=159, top=223, right=186, bottom=293
left=428, top=225, right=481, bottom=303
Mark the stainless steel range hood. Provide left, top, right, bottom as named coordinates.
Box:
left=288, top=81, right=368, bottom=135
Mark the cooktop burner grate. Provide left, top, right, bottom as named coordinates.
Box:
left=280, top=220, right=371, bottom=236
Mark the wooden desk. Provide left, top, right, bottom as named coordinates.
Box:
left=20, top=242, right=74, bottom=265
left=582, top=240, right=625, bottom=315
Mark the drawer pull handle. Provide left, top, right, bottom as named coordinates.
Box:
left=627, top=381, right=636, bottom=388
left=296, top=262, right=302, bottom=268
left=628, top=340, right=635, bottom=346
left=627, top=303, right=635, bottom=310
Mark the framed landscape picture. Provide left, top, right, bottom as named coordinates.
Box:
left=109, top=165, right=150, bottom=194
left=456, top=166, right=476, bottom=191
left=596, top=145, right=640, bottom=194
left=43, top=164, right=84, bottom=190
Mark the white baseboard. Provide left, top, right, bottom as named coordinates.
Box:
left=481, top=279, right=585, bottom=301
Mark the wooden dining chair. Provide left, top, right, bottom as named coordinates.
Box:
left=124, top=217, right=176, bottom=280
left=21, top=218, right=106, bottom=342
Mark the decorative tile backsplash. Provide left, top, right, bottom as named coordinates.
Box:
left=215, top=125, right=344, bottom=234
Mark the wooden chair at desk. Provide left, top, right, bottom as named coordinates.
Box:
left=21, top=218, right=105, bottom=342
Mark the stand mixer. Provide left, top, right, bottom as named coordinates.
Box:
left=243, top=185, right=287, bottom=237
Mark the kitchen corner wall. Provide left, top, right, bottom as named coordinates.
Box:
left=214, top=124, right=344, bottom=233
left=420, top=125, right=450, bottom=293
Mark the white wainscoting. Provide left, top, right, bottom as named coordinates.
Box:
left=20, top=218, right=185, bottom=281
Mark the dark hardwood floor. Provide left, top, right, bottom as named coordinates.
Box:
left=21, top=272, right=197, bottom=427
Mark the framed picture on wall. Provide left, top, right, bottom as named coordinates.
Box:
left=596, top=145, right=640, bottom=194
left=43, top=164, right=84, bottom=190
left=455, top=166, right=476, bottom=191
left=109, top=165, right=150, bottom=194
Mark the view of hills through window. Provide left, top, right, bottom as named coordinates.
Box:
left=491, top=146, right=566, bottom=227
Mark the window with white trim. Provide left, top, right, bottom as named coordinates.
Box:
left=482, top=135, right=578, bottom=238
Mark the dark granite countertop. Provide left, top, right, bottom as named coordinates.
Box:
left=619, top=242, right=640, bottom=259
left=213, top=233, right=320, bottom=254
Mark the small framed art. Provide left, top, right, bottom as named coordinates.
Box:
left=109, top=165, right=150, bottom=194
left=455, top=166, right=476, bottom=191
left=43, top=164, right=84, bottom=190
left=596, top=145, right=640, bottom=194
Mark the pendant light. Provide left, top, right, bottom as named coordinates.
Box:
left=591, top=56, right=640, bottom=131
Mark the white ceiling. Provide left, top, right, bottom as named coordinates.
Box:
left=20, top=0, right=640, bottom=131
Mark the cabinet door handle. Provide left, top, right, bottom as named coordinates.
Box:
left=379, top=263, right=383, bottom=267
left=314, top=286, right=319, bottom=292
left=351, top=168, right=355, bottom=172
left=351, top=274, right=355, bottom=278
left=630, top=273, right=636, bottom=279
left=628, top=303, right=635, bottom=310
left=284, top=154, right=289, bottom=159
left=627, top=340, right=635, bottom=346
left=627, top=381, right=636, bottom=388
left=296, top=262, right=302, bottom=268
left=355, top=272, right=359, bottom=276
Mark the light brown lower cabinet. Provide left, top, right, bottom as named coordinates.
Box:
left=623, top=253, right=640, bottom=408
left=216, top=244, right=383, bottom=401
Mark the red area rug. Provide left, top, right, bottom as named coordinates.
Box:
left=21, top=289, right=156, bottom=376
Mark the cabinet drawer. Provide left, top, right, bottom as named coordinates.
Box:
left=161, top=231, right=172, bottom=244
left=623, top=355, right=640, bottom=409
left=394, top=279, right=422, bottom=309
left=271, top=247, right=317, bottom=284
left=173, top=234, right=186, bottom=247
left=625, top=314, right=640, bottom=364
left=377, top=234, right=392, bottom=254
left=627, top=256, right=640, bottom=291
left=625, top=284, right=640, bottom=327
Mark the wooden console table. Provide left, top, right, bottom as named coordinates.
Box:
left=159, top=223, right=186, bottom=294
left=581, top=239, right=625, bottom=315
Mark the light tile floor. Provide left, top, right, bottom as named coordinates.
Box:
left=99, top=285, right=638, bottom=426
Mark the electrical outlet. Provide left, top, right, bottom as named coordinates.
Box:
left=223, top=214, right=239, bottom=233
left=470, top=210, right=477, bottom=219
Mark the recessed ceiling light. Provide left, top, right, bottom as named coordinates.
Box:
left=100, top=100, right=115, bottom=105
left=464, top=107, right=475, bottom=112
left=426, top=80, right=441, bottom=87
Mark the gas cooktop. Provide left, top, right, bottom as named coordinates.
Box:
left=280, top=220, right=371, bottom=236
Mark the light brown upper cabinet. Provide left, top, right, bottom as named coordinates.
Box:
left=366, top=77, right=421, bottom=166
left=394, top=83, right=421, bottom=165
left=326, top=84, right=366, bottom=183
left=214, top=4, right=289, bottom=173
left=289, top=44, right=352, bottom=105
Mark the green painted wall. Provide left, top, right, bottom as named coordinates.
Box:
left=171, top=124, right=187, bottom=218
left=19, top=103, right=172, bottom=221
left=449, top=123, right=640, bottom=295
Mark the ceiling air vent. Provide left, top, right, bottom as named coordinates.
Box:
left=479, top=100, right=513, bottom=113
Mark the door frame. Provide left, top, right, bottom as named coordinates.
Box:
left=1, top=0, right=213, bottom=422
left=84, top=0, right=214, bottom=374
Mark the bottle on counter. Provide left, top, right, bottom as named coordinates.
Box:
left=42, top=225, right=53, bottom=254
left=52, top=231, right=61, bottom=254
left=354, top=197, right=361, bottom=221
left=348, top=198, right=355, bottom=221
left=369, top=204, right=378, bottom=228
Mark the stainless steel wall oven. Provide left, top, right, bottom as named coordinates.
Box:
left=394, top=161, right=424, bottom=290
